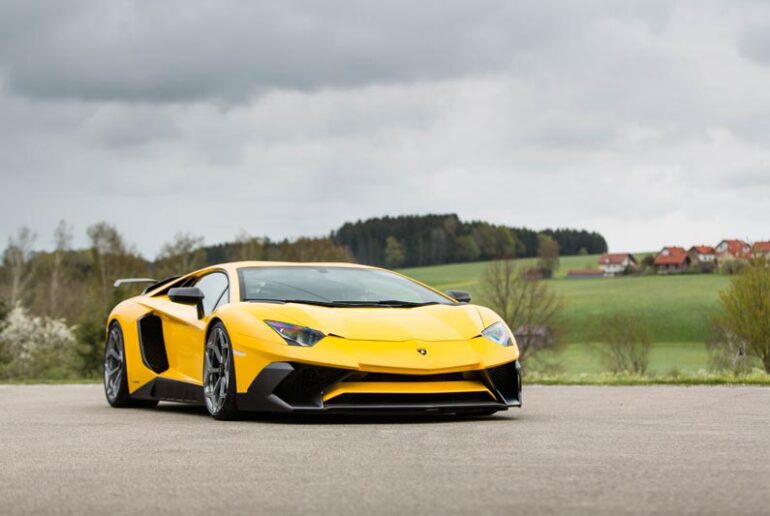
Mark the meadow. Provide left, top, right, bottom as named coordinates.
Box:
left=399, top=255, right=732, bottom=375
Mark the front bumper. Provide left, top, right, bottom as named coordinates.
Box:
left=235, top=360, right=522, bottom=415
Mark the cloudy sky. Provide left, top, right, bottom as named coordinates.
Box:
left=1, top=0, right=769, bottom=257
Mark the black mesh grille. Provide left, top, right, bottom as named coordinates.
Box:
left=273, top=363, right=352, bottom=406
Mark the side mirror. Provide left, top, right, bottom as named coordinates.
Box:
left=168, top=287, right=205, bottom=319
left=445, top=290, right=471, bottom=304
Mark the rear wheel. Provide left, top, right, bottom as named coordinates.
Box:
left=203, top=322, right=240, bottom=420
left=103, top=322, right=158, bottom=408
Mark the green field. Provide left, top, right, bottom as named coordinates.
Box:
left=399, top=255, right=732, bottom=374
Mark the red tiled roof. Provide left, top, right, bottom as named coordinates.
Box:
left=718, top=239, right=750, bottom=257
left=689, top=245, right=715, bottom=255
left=654, top=246, right=689, bottom=266
left=598, top=253, right=635, bottom=265
left=753, top=241, right=770, bottom=253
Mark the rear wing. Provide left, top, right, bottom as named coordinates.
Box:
left=113, top=278, right=155, bottom=288
left=114, top=276, right=183, bottom=294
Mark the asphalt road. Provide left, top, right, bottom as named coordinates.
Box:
left=1, top=385, right=768, bottom=515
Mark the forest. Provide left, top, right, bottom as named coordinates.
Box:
left=333, top=213, right=607, bottom=267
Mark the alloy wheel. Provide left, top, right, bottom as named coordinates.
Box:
left=203, top=326, right=231, bottom=415
left=104, top=326, right=124, bottom=403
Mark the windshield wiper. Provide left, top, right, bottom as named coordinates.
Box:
left=246, top=298, right=338, bottom=307
left=330, top=300, right=443, bottom=308
left=246, top=298, right=443, bottom=308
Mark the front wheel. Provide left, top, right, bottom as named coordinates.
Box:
left=103, top=322, right=158, bottom=408
left=203, top=322, right=240, bottom=420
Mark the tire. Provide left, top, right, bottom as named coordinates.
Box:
left=103, top=321, right=158, bottom=408
left=203, top=322, right=240, bottom=420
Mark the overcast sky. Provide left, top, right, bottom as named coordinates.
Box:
left=1, top=0, right=769, bottom=257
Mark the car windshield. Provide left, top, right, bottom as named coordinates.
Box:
left=238, top=266, right=453, bottom=307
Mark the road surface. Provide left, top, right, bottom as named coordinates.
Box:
left=1, top=384, right=768, bottom=515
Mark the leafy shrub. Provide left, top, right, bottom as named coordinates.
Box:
left=0, top=301, right=9, bottom=366
left=721, top=260, right=747, bottom=275
left=593, top=313, right=652, bottom=374
left=74, top=317, right=107, bottom=377
left=714, top=258, right=770, bottom=373
left=706, top=327, right=754, bottom=375
left=0, top=305, right=77, bottom=380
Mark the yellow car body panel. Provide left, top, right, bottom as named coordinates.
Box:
left=107, top=261, right=522, bottom=415
left=322, top=381, right=494, bottom=402
left=228, top=332, right=517, bottom=393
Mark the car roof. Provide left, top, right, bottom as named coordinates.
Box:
left=193, top=261, right=377, bottom=278
left=142, top=261, right=378, bottom=297
left=222, top=261, right=371, bottom=269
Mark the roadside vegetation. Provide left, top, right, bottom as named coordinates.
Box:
left=592, top=313, right=652, bottom=375
left=403, top=255, right=770, bottom=385
left=1, top=213, right=768, bottom=385
left=0, top=222, right=352, bottom=382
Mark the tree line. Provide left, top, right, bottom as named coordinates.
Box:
left=332, top=213, right=607, bottom=267
left=0, top=214, right=605, bottom=380
left=0, top=222, right=351, bottom=379
left=1, top=217, right=768, bottom=380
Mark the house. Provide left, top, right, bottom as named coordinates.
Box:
left=566, top=268, right=605, bottom=279
left=654, top=246, right=691, bottom=273
left=715, top=239, right=751, bottom=261
left=688, top=245, right=716, bottom=264
left=597, top=253, right=638, bottom=277
left=753, top=241, right=770, bottom=258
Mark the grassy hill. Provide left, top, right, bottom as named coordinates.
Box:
left=399, top=255, right=731, bottom=374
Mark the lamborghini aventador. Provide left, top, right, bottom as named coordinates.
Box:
left=104, top=262, right=521, bottom=420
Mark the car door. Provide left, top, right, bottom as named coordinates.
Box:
left=160, top=271, right=230, bottom=384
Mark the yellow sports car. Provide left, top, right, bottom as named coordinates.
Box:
left=104, top=262, right=521, bottom=419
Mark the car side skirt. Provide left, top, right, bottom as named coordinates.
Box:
left=131, top=377, right=205, bottom=405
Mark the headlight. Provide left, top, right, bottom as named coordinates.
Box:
left=481, top=321, right=513, bottom=347
left=265, top=320, right=325, bottom=347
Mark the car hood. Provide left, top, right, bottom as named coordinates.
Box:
left=239, top=302, right=486, bottom=342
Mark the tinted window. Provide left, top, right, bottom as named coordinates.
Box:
left=238, top=267, right=451, bottom=305
left=194, top=272, right=229, bottom=315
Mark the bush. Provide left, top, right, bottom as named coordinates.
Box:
left=714, top=258, right=770, bottom=373
left=721, top=260, right=747, bottom=275
left=74, top=317, right=107, bottom=378
left=593, top=313, right=652, bottom=374
left=536, top=234, right=560, bottom=278
left=0, top=301, right=9, bottom=366
left=706, top=327, right=754, bottom=375
left=0, top=305, right=77, bottom=380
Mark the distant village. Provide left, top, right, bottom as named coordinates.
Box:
left=567, top=239, right=770, bottom=278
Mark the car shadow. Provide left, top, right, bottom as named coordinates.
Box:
left=148, top=402, right=516, bottom=424
left=250, top=413, right=516, bottom=425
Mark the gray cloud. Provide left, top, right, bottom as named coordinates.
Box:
left=1, top=0, right=770, bottom=256
left=740, top=23, right=770, bottom=66
left=0, top=0, right=654, bottom=103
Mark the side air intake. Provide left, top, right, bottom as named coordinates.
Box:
left=137, top=314, right=169, bottom=374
